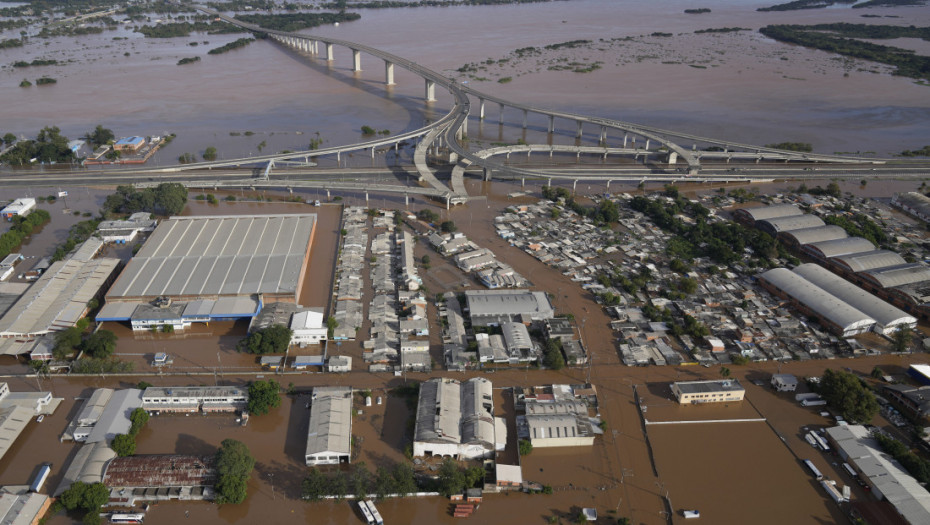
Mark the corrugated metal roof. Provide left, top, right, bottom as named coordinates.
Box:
left=306, top=387, right=352, bottom=458
left=831, top=250, right=907, bottom=273
left=106, top=215, right=315, bottom=299
left=758, top=214, right=825, bottom=234
left=760, top=268, right=875, bottom=332
left=862, top=263, right=930, bottom=289
left=780, top=225, right=847, bottom=245
left=734, top=204, right=801, bottom=222
left=793, top=264, right=915, bottom=331
left=103, top=455, right=216, bottom=488
left=804, top=237, right=876, bottom=259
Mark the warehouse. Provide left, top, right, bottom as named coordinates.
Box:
left=141, top=386, right=247, bottom=414
left=858, top=264, right=930, bottom=291
left=305, top=386, right=353, bottom=466
left=892, top=192, right=930, bottom=223
left=98, top=214, right=316, bottom=327
left=0, top=198, right=35, bottom=221
left=802, top=237, right=876, bottom=261
left=465, top=290, right=554, bottom=326
left=793, top=264, right=916, bottom=335
left=0, top=242, right=118, bottom=345
left=778, top=225, right=847, bottom=250
left=759, top=268, right=875, bottom=336
left=757, top=214, right=825, bottom=236
left=671, top=379, right=745, bottom=404
left=829, top=250, right=907, bottom=275
left=413, top=378, right=505, bottom=460
left=103, top=455, right=217, bottom=504
left=732, top=204, right=801, bottom=226
left=825, top=425, right=930, bottom=525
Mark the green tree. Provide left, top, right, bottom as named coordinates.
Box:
left=871, top=366, right=885, bottom=379
left=129, top=407, right=149, bottom=436
left=391, top=462, right=417, bottom=497
left=892, top=325, right=913, bottom=353
left=352, top=462, right=371, bottom=500
left=83, top=125, right=114, bottom=147
left=438, top=458, right=465, bottom=498
left=247, top=380, right=281, bottom=415
left=60, top=481, right=109, bottom=512
left=80, top=330, right=117, bottom=359
left=818, top=369, right=880, bottom=424
left=301, top=468, right=328, bottom=501
left=203, top=146, right=217, bottom=161
left=83, top=512, right=102, bottom=525
left=2, top=133, right=16, bottom=145
left=440, top=221, right=457, bottom=233
left=327, top=316, right=338, bottom=339
left=241, top=325, right=293, bottom=354
left=464, top=465, right=484, bottom=488
left=519, top=439, right=533, bottom=456
left=542, top=339, right=565, bottom=370
left=111, top=433, right=136, bottom=456
left=215, top=439, right=255, bottom=504
left=330, top=471, right=347, bottom=501
left=54, top=326, right=83, bottom=359
left=374, top=465, right=395, bottom=499
left=421, top=255, right=430, bottom=265
left=720, top=367, right=731, bottom=378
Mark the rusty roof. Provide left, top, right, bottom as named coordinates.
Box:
left=103, top=455, right=216, bottom=488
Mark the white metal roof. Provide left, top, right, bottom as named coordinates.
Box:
left=861, top=263, right=930, bottom=289
left=793, top=264, right=916, bottom=331
left=758, top=214, right=825, bottom=234
left=780, top=225, right=847, bottom=246
left=830, top=250, right=907, bottom=273
left=803, top=237, right=876, bottom=259
left=734, top=204, right=801, bottom=222
left=760, top=268, right=875, bottom=333
left=306, top=386, right=352, bottom=458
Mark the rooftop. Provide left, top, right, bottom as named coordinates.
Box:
left=106, top=214, right=316, bottom=300
left=673, top=379, right=745, bottom=394
left=103, top=455, right=217, bottom=488
left=306, top=387, right=352, bottom=458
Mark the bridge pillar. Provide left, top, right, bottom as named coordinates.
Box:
left=479, top=99, right=485, bottom=120
left=461, top=118, right=468, bottom=138
left=353, top=49, right=362, bottom=72
left=327, top=189, right=331, bottom=199
left=606, top=180, right=611, bottom=190
left=446, top=195, right=451, bottom=210
left=527, top=149, right=531, bottom=158
left=668, top=152, right=678, bottom=164
left=756, top=156, right=761, bottom=164
left=548, top=115, right=555, bottom=134
left=405, top=194, right=409, bottom=206
left=549, top=149, right=553, bottom=158
left=425, top=80, right=436, bottom=102
left=692, top=143, right=696, bottom=151
left=371, top=147, right=375, bottom=159
left=394, top=142, right=398, bottom=152
left=522, top=110, right=528, bottom=129
left=521, top=177, right=525, bottom=188
left=385, top=61, right=395, bottom=85
left=484, top=168, right=491, bottom=181
left=499, top=103, right=505, bottom=125
left=576, top=121, right=583, bottom=138
left=547, top=178, right=551, bottom=187
left=365, top=192, right=369, bottom=203
left=506, top=152, right=511, bottom=160
left=623, top=134, right=628, bottom=148
left=600, top=126, right=607, bottom=144
left=336, top=151, right=340, bottom=162
left=726, top=156, right=731, bottom=164
left=325, top=43, right=334, bottom=61
left=645, top=139, right=650, bottom=150
left=573, top=179, right=578, bottom=192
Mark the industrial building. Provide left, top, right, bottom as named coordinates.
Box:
left=892, top=192, right=930, bottom=223
left=0, top=198, right=35, bottom=221
left=759, top=268, right=876, bottom=337
left=413, top=378, right=505, bottom=460
left=908, top=364, right=930, bottom=386
left=793, top=264, right=916, bottom=335
left=829, top=250, right=907, bottom=274
left=465, top=290, right=554, bottom=326
left=858, top=264, right=930, bottom=291
left=98, top=214, right=316, bottom=330
left=96, top=212, right=157, bottom=244
left=103, top=455, right=217, bottom=504
left=521, top=400, right=600, bottom=448
left=141, top=386, right=247, bottom=414
left=826, top=425, right=930, bottom=525
left=305, top=386, right=353, bottom=466
left=0, top=383, right=59, bottom=463
left=290, top=308, right=327, bottom=346
left=882, top=384, right=930, bottom=420
left=0, top=488, right=51, bottom=525
left=757, top=214, right=825, bottom=236
left=112, top=136, right=146, bottom=152
left=802, top=237, right=876, bottom=261
left=62, top=388, right=143, bottom=444
left=0, top=238, right=118, bottom=348
left=778, top=225, right=847, bottom=249
left=671, top=379, right=745, bottom=404
left=732, top=204, right=801, bottom=226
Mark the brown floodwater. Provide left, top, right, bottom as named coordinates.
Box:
left=2, top=0, right=929, bottom=164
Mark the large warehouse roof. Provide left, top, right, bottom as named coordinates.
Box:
left=861, top=263, right=930, bottom=289
left=803, top=237, right=875, bottom=260
left=759, top=268, right=875, bottom=334
left=779, top=225, right=847, bottom=246
left=893, top=192, right=930, bottom=220
left=0, top=256, right=119, bottom=338
left=415, top=378, right=494, bottom=448
left=106, top=215, right=315, bottom=300
left=830, top=250, right=907, bottom=274
left=306, top=387, right=352, bottom=459
left=465, top=290, right=554, bottom=322
left=733, top=204, right=801, bottom=223
left=757, top=214, right=825, bottom=235
left=793, top=264, right=916, bottom=334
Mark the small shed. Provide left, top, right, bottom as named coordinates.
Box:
left=771, top=374, right=798, bottom=392
left=260, top=356, right=283, bottom=370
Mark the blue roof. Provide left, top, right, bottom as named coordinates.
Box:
left=115, top=136, right=144, bottom=145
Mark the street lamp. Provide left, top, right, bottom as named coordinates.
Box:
left=269, top=472, right=275, bottom=500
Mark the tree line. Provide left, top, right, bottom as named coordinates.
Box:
left=102, top=183, right=188, bottom=216
left=0, top=209, right=50, bottom=260
left=0, top=126, right=73, bottom=165
left=235, top=12, right=361, bottom=32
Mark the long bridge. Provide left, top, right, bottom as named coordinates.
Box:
left=2, top=8, right=911, bottom=205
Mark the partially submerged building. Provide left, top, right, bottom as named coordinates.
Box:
left=141, top=386, right=247, bottom=414
left=465, top=290, right=554, bottom=326
left=103, top=455, right=217, bottom=505
left=305, top=386, right=353, bottom=466
left=413, top=378, right=505, bottom=460
left=671, top=379, right=745, bottom=404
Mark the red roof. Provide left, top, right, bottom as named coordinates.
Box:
left=104, top=455, right=216, bottom=487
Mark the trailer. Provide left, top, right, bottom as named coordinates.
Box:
left=821, top=479, right=848, bottom=503
left=801, top=398, right=827, bottom=407
left=804, top=459, right=824, bottom=480
left=365, top=500, right=384, bottom=525
left=812, top=432, right=830, bottom=452
left=29, top=464, right=51, bottom=493
left=683, top=510, right=701, bottom=519
left=842, top=463, right=858, bottom=478
left=805, top=433, right=819, bottom=448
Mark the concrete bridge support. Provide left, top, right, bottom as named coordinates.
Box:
left=522, top=110, right=528, bottom=129
left=365, top=192, right=369, bottom=203
left=623, top=134, right=628, bottom=148
left=548, top=115, right=555, bottom=134
left=325, top=43, right=334, bottom=61
left=576, top=121, right=583, bottom=138
left=327, top=189, right=331, bottom=199
left=461, top=118, right=468, bottom=137
left=600, top=126, right=607, bottom=144
left=479, top=99, right=485, bottom=120
left=499, top=104, right=505, bottom=125
left=425, top=80, right=436, bottom=102
left=668, top=152, right=678, bottom=164
left=484, top=168, right=492, bottom=181
left=645, top=139, right=650, bottom=150
left=353, top=49, right=362, bottom=72
left=573, top=179, right=578, bottom=192
left=606, top=180, right=611, bottom=190
left=385, top=61, right=395, bottom=85
left=405, top=194, right=409, bottom=206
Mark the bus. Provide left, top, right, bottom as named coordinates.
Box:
left=29, top=464, right=51, bottom=493
left=804, top=459, right=824, bottom=481
left=110, top=514, right=145, bottom=524
left=842, top=463, right=858, bottom=478
left=365, top=500, right=384, bottom=525
left=357, top=500, right=375, bottom=525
